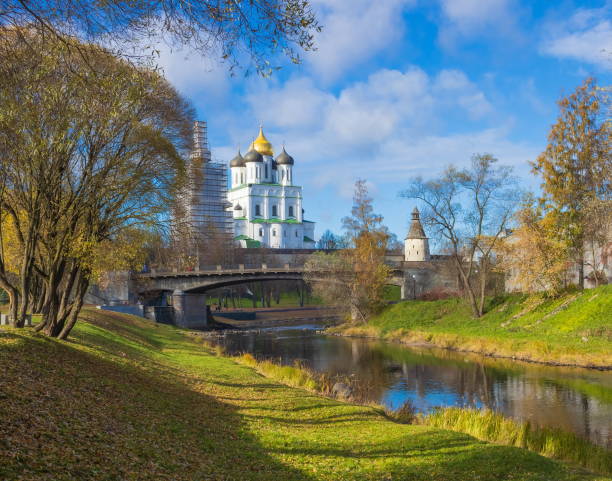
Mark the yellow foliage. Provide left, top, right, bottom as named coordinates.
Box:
left=0, top=212, right=24, bottom=275
left=498, top=203, right=569, bottom=295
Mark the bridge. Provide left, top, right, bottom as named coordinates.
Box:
left=132, top=261, right=414, bottom=329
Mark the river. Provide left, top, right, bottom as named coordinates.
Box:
left=209, top=323, right=612, bottom=449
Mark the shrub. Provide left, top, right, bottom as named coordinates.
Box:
left=417, top=287, right=461, bottom=301
left=386, top=400, right=417, bottom=424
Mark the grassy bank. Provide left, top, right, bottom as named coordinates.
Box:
left=234, top=352, right=612, bottom=475
left=329, top=285, right=612, bottom=368
left=1, top=311, right=610, bottom=480
left=423, top=408, right=612, bottom=475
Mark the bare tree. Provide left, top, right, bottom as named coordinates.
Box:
left=0, top=0, right=320, bottom=74
left=400, top=154, right=519, bottom=317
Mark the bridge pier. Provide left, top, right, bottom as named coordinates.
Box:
left=172, top=290, right=208, bottom=329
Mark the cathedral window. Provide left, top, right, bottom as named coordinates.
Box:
left=272, top=229, right=276, bottom=237
left=255, top=204, right=261, bottom=216
left=272, top=205, right=278, bottom=217
left=288, top=206, right=294, bottom=217
left=265, top=164, right=268, bottom=178
left=295, top=231, right=298, bottom=237
left=259, top=228, right=263, bottom=237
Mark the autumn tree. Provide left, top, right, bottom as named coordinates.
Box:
left=497, top=197, right=570, bottom=295
left=531, top=78, right=611, bottom=288
left=0, top=30, right=193, bottom=337
left=0, top=0, right=320, bottom=74
left=306, top=180, right=390, bottom=322
left=401, top=154, right=519, bottom=317
left=582, top=198, right=612, bottom=286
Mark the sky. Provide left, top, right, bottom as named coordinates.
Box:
left=157, top=0, right=611, bottom=241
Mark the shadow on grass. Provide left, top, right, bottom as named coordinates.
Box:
left=0, top=330, right=315, bottom=481
left=1, top=318, right=602, bottom=481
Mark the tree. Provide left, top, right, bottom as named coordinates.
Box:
left=316, top=229, right=349, bottom=250
left=531, top=78, right=611, bottom=288
left=306, top=180, right=390, bottom=322
left=582, top=198, right=612, bottom=286
left=0, top=0, right=320, bottom=75
left=401, top=154, right=519, bottom=317
left=497, top=198, right=570, bottom=295
left=0, top=30, right=193, bottom=337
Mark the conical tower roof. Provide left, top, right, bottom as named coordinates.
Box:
left=405, top=207, right=427, bottom=239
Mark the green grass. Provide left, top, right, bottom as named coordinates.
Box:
left=330, top=285, right=612, bottom=368
left=422, top=408, right=612, bottom=475
left=1, top=309, right=610, bottom=480
left=383, top=285, right=402, bottom=301
left=207, top=290, right=324, bottom=308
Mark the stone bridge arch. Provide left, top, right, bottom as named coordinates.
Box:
left=133, top=265, right=410, bottom=329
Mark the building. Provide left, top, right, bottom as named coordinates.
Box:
left=387, top=207, right=460, bottom=298
left=404, top=207, right=431, bottom=261
left=173, top=121, right=233, bottom=262
left=227, top=127, right=316, bottom=249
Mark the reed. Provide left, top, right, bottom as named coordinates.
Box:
left=421, top=407, right=612, bottom=475
left=237, top=353, right=320, bottom=392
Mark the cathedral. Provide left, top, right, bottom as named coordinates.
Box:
left=227, top=127, right=316, bottom=249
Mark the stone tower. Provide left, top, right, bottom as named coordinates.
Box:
left=404, top=207, right=430, bottom=262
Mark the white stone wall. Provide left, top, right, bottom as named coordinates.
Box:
left=404, top=238, right=430, bottom=262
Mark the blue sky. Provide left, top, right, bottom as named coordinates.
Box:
left=158, top=0, right=611, bottom=241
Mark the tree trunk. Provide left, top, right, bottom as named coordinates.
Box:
left=6, top=286, right=19, bottom=327
left=58, top=276, right=89, bottom=340
left=454, top=257, right=480, bottom=318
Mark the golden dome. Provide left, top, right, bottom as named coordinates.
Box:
left=249, top=126, right=274, bottom=156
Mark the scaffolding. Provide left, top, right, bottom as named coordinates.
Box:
left=174, top=121, right=233, bottom=254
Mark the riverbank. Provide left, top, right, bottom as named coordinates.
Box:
left=1, top=310, right=608, bottom=480
left=213, top=305, right=341, bottom=328
left=328, top=285, right=612, bottom=369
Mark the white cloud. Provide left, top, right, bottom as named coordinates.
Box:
left=540, top=6, right=612, bottom=70
left=155, top=44, right=231, bottom=100
left=246, top=77, right=335, bottom=130
left=434, top=70, right=493, bottom=118
left=213, top=65, right=530, bottom=194
left=304, top=0, right=415, bottom=83
left=206, top=64, right=539, bottom=235
left=436, top=0, right=522, bottom=49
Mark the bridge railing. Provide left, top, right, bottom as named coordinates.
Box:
left=145, top=262, right=306, bottom=276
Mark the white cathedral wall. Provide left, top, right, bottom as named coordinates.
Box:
left=227, top=162, right=314, bottom=249
left=278, top=165, right=293, bottom=186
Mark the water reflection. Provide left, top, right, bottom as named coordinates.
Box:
left=212, top=326, right=612, bottom=448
